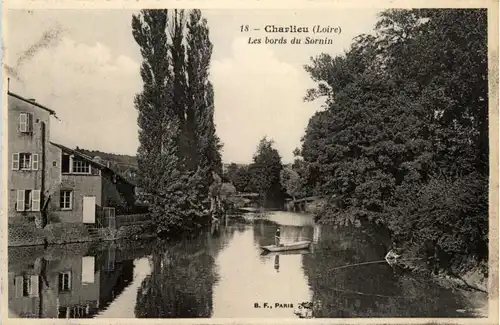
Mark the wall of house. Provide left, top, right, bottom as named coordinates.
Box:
left=50, top=175, right=103, bottom=223
left=8, top=95, right=55, bottom=221
left=46, top=146, right=103, bottom=224
left=45, top=142, right=63, bottom=200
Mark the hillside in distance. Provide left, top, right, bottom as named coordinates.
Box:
left=77, top=148, right=137, bottom=166
left=76, top=148, right=138, bottom=183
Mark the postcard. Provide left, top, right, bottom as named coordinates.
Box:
left=1, top=0, right=498, bottom=324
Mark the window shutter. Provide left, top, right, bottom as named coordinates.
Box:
left=29, top=275, right=39, bottom=297
left=32, top=190, right=41, bottom=212
left=12, top=153, right=19, bottom=170
left=32, top=154, right=39, bottom=170
left=16, top=190, right=25, bottom=212
left=14, top=276, right=24, bottom=297
left=19, top=113, right=27, bottom=132
left=27, top=113, right=33, bottom=132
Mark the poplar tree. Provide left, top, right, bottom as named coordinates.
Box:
left=169, top=10, right=189, bottom=166
left=132, top=9, right=171, bottom=196
left=186, top=10, right=222, bottom=188
left=133, top=10, right=201, bottom=234
left=132, top=9, right=222, bottom=233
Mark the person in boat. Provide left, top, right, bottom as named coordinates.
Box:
left=275, top=228, right=281, bottom=247
left=385, top=241, right=402, bottom=265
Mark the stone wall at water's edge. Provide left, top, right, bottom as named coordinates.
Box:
left=8, top=214, right=156, bottom=247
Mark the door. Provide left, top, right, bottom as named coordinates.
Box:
left=82, top=196, right=96, bottom=223
left=81, top=256, right=95, bottom=284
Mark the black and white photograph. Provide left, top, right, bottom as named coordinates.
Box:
left=2, top=2, right=498, bottom=322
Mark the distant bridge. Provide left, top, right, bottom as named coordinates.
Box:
left=285, top=196, right=320, bottom=212
left=232, top=192, right=260, bottom=198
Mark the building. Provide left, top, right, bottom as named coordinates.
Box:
left=48, top=142, right=136, bottom=226
left=8, top=92, right=58, bottom=224
left=8, top=91, right=136, bottom=227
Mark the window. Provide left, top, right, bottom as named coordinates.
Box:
left=22, top=276, right=31, bottom=296
left=19, top=113, right=33, bottom=133
left=20, top=153, right=31, bottom=170
left=14, top=275, right=39, bottom=297
left=72, top=158, right=91, bottom=174
left=12, top=153, right=19, bottom=170
left=58, top=272, right=71, bottom=292
left=60, top=191, right=72, bottom=210
left=16, top=189, right=41, bottom=212
left=62, top=153, right=70, bottom=173
left=62, top=154, right=91, bottom=174
left=12, top=153, right=38, bottom=170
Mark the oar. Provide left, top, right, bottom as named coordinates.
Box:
left=327, top=257, right=424, bottom=272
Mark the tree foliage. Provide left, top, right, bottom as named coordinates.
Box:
left=249, top=137, right=285, bottom=208
left=301, top=9, right=488, bottom=267
left=132, top=9, right=222, bottom=234
left=228, top=165, right=255, bottom=193
left=280, top=167, right=301, bottom=200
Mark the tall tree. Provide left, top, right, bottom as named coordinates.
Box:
left=250, top=137, right=285, bottom=208
left=132, top=9, right=172, bottom=194
left=186, top=10, right=222, bottom=192
left=169, top=9, right=189, bottom=166
left=197, top=82, right=223, bottom=177
left=186, top=10, right=210, bottom=169
left=132, top=9, right=210, bottom=234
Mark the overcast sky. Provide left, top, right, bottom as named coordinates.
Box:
left=6, top=9, right=381, bottom=163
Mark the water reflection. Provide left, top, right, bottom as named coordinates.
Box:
left=8, top=212, right=480, bottom=319
left=301, top=224, right=475, bottom=317
left=8, top=242, right=135, bottom=318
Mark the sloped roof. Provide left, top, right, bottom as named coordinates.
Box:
left=8, top=91, right=57, bottom=116
left=49, top=141, right=136, bottom=187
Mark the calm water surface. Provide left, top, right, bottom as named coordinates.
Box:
left=8, top=211, right=482, bottom=318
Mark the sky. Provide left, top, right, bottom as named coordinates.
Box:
left=5, top=9, right=381, bottom=164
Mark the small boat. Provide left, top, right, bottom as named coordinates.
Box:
left=260, top=240, right=311, bottom=252
left=260, top=249, right=310, bottom=257
left=238, top=207, right=260, bottom=213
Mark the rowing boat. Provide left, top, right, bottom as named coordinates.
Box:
left=260, top=240, right=311, bottom=252
left=260, top=249, right=311, bottom=256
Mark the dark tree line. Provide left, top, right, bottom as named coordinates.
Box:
left=132, top=9, right=222, bottom=234
left=299, top=9, right=488, bottom=271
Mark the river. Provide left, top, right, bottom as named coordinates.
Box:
left=8, top=211, right=485, bottom=318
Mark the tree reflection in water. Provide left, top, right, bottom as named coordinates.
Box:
left=302, top=224, right=471, bottom=317
left=134, top=220, right=243, bottom=318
